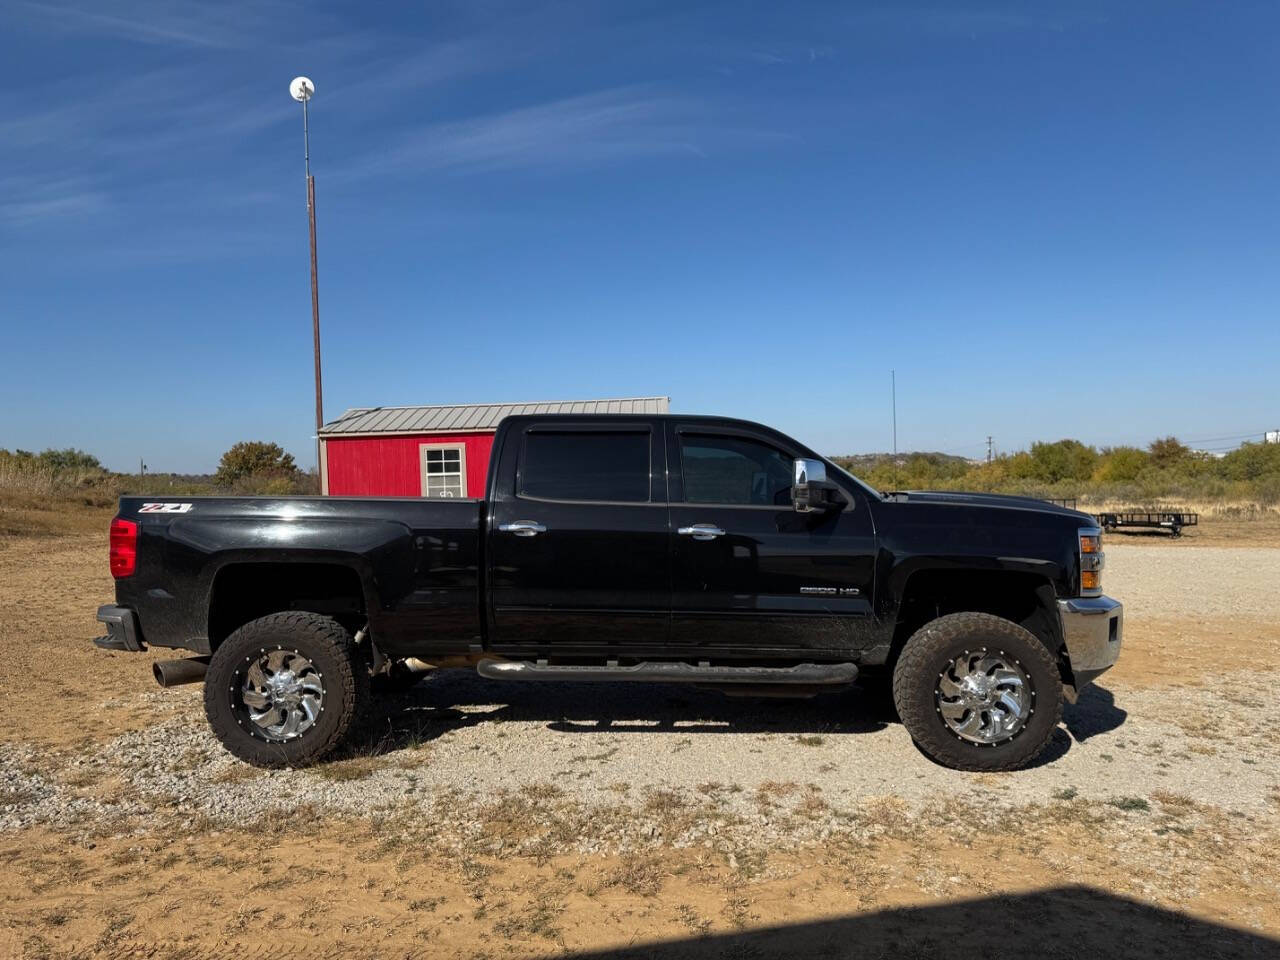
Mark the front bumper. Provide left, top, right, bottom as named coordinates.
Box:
left=1057, top=595, right=1122, bottom=696
left=94, top=605, right=144, bottom=652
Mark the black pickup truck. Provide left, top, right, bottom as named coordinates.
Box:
left=95, top=414, right=1122, bottom=771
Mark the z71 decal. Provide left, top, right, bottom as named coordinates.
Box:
left=138, top=502, right=194, bottom=514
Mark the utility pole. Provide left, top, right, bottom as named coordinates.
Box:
left=891, top=369, right=897, bottom=457
left=890, top=369, right=898, bottom=491
left=290, top=76, right=324, bottom=479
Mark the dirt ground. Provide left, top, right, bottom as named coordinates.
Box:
left=1, top=505, right=1278, bottom=958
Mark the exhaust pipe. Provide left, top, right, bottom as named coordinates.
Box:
left=153, top=657, right=210, bottom=688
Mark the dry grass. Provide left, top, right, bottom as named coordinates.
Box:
left=212, top=764, right=265, bottom=785
left=492, top=891, right=566, bottom=943
left=2, top=792, right=1280, bottom=956
left=1106, top=796, right=1151, bottom=812
left=1151, top=790, right=1195, bottom=812
left=1083, top=497, right=1280, bottom=517
left=0, top=490, right=113, bottom=540
left=673, top=902, right=713, bottom=935
left=1084, top=499, right=1280, bottom=546
left=603, top=853, right=666, bottom=896
left=311, top=756, right=382, bottom=782
left=0, top=460, right=109, bottom=497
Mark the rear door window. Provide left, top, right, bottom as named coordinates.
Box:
left=519, top=431, right=651, bottom=502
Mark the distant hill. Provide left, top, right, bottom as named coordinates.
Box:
left=831, top=452, right=973, bottom=471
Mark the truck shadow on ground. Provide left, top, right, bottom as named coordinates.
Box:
left=355, top=671, right=1127, bottom=769
left=557, top=886, right=1277, bottom=960
left=1063, top=683, right=1127, bottom=742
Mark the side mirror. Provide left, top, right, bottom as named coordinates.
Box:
left=792, top=458, right=830, bottom=513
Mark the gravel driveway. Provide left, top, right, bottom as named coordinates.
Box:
left=5, top=540, right=1279, bottom=851
left=6, top=636, right=1277, bottom=847
left=1104, top=544, right=1280, bottom=619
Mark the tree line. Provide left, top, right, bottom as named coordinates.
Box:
left=836, top=436, right=1280, bottom=503
left=6, top=435, right=1280, bottom=505
left=1, top=441, right=316, bottom=498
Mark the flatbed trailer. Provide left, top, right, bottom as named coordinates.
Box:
left=1095, top=510, right=1199, bottom=537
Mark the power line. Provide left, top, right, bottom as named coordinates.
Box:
left=1180, top=429, right=1272, bottom=445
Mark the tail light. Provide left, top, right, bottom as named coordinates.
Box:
left=109, top=518, right=138, bottom=579
left=1078, top=527, right=1104, bottom=596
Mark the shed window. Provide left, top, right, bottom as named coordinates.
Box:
left=421, top=444, right=467, bottom=498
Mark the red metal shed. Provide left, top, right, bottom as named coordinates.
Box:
left=319, top=397, right=670, bottom=497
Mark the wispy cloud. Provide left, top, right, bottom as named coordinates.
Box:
left=340, top=87, right=764, bottom=180
left=0, top=175, right=107, bottom=224
left=329, top=34, right=538, bottom=105
left=0, top=68, right=293, bottom=156
left=746, top=49, right=789, bottom=65
left=9, top=0, right=314, bottom=48
left=847, top=7, right=1104, bottom=38
left=0, top=4, right=792, bottom=254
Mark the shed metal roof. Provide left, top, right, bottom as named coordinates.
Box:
left=319, top=397, right=671, bottom=436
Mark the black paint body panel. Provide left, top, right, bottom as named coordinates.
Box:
left=113, top=496, right=482, bottom=658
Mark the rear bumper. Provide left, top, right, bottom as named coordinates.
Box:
left=94, top=605, right=144, bottom=652
left=1057, top=596, right=1122, bottom=694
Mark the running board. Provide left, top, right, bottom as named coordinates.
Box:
left=475, top=659, right=857, bottom=686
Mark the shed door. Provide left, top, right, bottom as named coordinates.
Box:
left=420, top=443, right=467, bottom=498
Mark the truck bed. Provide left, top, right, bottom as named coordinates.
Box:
left=114, top=495, right=484, bottom=657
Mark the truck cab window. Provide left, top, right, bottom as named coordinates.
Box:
left=519, top=430, right=650, bottom=502
left=681, top=434, right=793, bottom=505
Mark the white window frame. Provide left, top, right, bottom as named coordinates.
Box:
left=419, top=442, right=468, bottom=498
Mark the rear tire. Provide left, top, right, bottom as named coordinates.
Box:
left=204, top=612, right=369, bottom=768
left=892, top=612, right=1062, bottom=771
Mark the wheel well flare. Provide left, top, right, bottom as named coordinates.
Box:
left=891, top=569, right=1061, bottom=660
left=208, top=563, right=366, bottom=649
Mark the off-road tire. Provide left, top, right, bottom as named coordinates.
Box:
left=204, top=612, right=369, bottom=768
left=892, top=612, right=1063, bottom=772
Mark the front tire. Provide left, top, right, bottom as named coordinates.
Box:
left=892, top=612, right=1063, bottom=771
left=204, top=612, right=369, bottom=768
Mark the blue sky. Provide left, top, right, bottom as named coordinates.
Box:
left=2, top=1, right=1277, bottom=473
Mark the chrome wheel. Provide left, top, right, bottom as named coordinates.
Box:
left=935, top=648, right=1033, bottom=745
left=238, top=649, right=325, bottom=741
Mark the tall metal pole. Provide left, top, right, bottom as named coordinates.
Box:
left=891, top=370, right=897, bottom=456
left=305, top=104, right=323, bottom=475
left=891, top=369, right=898, bottom=491
left=293, top=78, right=324, bottom=480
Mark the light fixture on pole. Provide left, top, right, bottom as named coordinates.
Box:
left=290, top=75, right=324, bottom=483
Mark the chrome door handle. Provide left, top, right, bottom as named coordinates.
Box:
left=678, top=523, right=725, bottom=541
left=498, top=520, right=546, bottom=537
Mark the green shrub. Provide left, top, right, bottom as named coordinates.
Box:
left=213, top=441, right=299, bottom=487
left=833, top=435, right=1280, bottom=505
